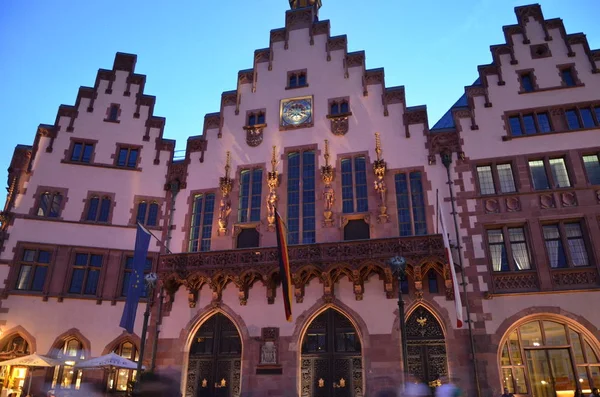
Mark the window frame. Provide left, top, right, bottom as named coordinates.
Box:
left=246, top=110, right=266, bottom=127
left=519, top=71, right=536, bottom=93
left=581, top=152, right=600, bottom=186
left=237, top=167, right=264, bottom=223
left=541, top=220, right=592, bottom=269
left=286, top=69, right=308, bottom=89
left=187, top=191, right=216, bottom=252
left=120, top=255, right=153, bottom=298
left=286, top=148, right=317, bottom=245
left=527, top=156, right=573, bottom=191
left=328, top=97, right=351, bottom=117
left=394, top=170, right=428, bottom=237
left=507, top=112, right=553, bottom=137
left=114, top=144, right=141, bottom=169
left=67, top=252, right=104, bottom=297
left=104, top=103, right=121, bottom=123
left=339, top=154, right=369, bottom=214
left=109, top=340, right=139, bottom=392
left=485, top=225, right=534, bottom=273
left=30, top=186, right=68, bottom=220
left=557, top=63, right=582, bottom=88
left=83, top=194, right=113, bottom=223
left=565, top=106, right=600, bottom=131
left=475, top=162, right=518, bottom=196
left=14, top=247, right=52, bottom=293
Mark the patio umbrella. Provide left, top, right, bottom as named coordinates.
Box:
left=0, top=353, right=62, bottom=396
left=75, top=352, right=139, bottom=370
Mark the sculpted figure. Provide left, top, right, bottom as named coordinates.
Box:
left=323, top=185, right=335, bottom=211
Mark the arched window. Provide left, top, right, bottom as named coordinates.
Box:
left=109, top=340, right=139, bottom=392
left=51, top=338, right=85, bottom=390
left=500, top=318, right=600, bottom=396
left=0, top=334, right=30, bottom=357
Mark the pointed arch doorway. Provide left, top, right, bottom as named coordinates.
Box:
left=300, top=308, right=363, bottom=397
left=186, top=313, right=241, bottom=397
left=406, top=306, right=449, bottom=388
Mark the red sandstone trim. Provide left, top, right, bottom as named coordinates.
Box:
left=79, top=191, right=117, bottom=224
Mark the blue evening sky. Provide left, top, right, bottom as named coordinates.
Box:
left=0, top=1, right=598, bottom=206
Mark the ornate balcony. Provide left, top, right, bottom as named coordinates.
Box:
left=159, top=234, right=446, bottom=308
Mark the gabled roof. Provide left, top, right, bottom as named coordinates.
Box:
left=430, top=78, right=481, bottom=132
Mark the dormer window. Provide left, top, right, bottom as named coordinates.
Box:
left=105, top=104, right=120, bottom=123
left=287, top=70, right=308, bottom=89
left=520, top=72, right=535, bottom=92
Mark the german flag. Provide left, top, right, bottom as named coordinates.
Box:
left=275, top=209, right=293, bottom=322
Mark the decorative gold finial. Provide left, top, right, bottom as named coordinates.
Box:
left=375, top=132, right=382, bottom=161
left=271, top=145, right=277, bottom=173
left=324, top=139, right=330, bottom=167
left=225, top=151, right=231, bottom=179
left=218, top=151, right=233, bottom=235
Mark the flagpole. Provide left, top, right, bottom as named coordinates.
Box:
left=442, top=154, right=481, bottom=397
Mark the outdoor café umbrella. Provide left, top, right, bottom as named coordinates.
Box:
left=0, top=353, right=62, bottom=396
left=75, top=352, right=139, bottom=370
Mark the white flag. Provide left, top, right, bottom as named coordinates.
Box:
left=438, top=202, right=464, bottom=328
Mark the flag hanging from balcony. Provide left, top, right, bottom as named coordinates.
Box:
left=119, top=222, right=152, bottom=334
left=438, top=201, right=464, bottom=328
left=275, top=209, right=293, bottom=322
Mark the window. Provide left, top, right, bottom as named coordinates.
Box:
left=341, top=156, right=368, bottom=213
left=136, top=201, right=159, bottom=227
left=528, top=157, right=571, bottom=190
left=117, top=147, right=139, bottom=168
left=287, top=150, right=316, bottom=245
left=508, top=113, right=552, bottom=136
left=15, top=249, right=50, bottom=291
left=238, top=168, right=263, bottom=223
left=561, top=68, right=576, bottom=87
left=394, top=172, right=427, bottom=236
left=543, top=222, right=589, bottom=268
left=86, top=196, right=111, bottom=222
left=247, top=112, right=265, bottom=126
left=70, top=142, right=94, bottom=163
left=0, top=334, right=30, bottom=355
left=108, top=104, right=119, bottom=121
left=69, top=253, right=102, bottom=295
left=520, top=72, right=534, bottom=92
left=330, top=100, right=349, bottom=115
left=109, top=341, right=139, bottom=392
left=236, top=228, right=260, bottom=249
left=476, top=164, right=517, bottom=195
left=188, top=193, right=215, bottom=252
left=121, top=257, right=153, bottom=297
left=288, top=70, right=308, bottom=88
left=51, top=338, right=85, bottom=390
left=36, top=192, right=62, bottom=218
left=566, top=107, right=600, bottom=130
left=582, top=154, right=600, bottom=185
left=487, top=227, right=532, bottom=272
left=427, top=271, right=439, bottom=293
left=500, top=319, right=600, bottom=395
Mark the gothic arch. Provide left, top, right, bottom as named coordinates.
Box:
left=391, top=300, right=453, bottom=343
left=47, top=328, right=91, bottom=358
left=102, top=332, right=141, bottom=355
left=180, top=302, right=248, bottom=396
left=0, top=325, right=36, bottom=354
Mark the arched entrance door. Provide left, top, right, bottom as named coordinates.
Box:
left=406, top=306, right=448, bottom=388
left=186, top=313, right=241, bottom=397
left=300, top=308, right=363, bottom=397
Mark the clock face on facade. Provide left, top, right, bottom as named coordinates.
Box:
left=280, top=96, right=313, bottom=128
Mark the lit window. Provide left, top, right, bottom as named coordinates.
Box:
left=487, top=228, right=531, bottom=272
left=582, top=154, right=600, bottom=185
left=543, top=222, right=589, bottom=268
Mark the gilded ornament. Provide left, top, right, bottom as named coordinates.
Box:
left=266, top=146, right=280, bottom=231
left=373, top=132, right=388, bottom=223
left=321, top=140, right=335, bottom=227
left=218, top=151, right=233, bottom=235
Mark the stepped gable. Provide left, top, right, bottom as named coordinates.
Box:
left=30, top=52, right=173, bottom=167
left=194, top=6, right=418, bottom=152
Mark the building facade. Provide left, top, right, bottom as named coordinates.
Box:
left=1, top=2, right=599, bottom=397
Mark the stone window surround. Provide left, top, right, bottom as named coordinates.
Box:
left=111, top=251, right=157, bottom=303
left=473, top=160, right=520, bottom=196
left=502, top=100, right=600, bottom=141
left=233, top=223, right=261, bottom=249
left=327, top=96, right=351, bottom=116
left=127, top=195, right=165, bottom=230
left=7, top=242, right=57, bottom=298
left=556, top=63, right=584, bottom=88
left=111, top=143, right=143, bottom=170
left=539, top=218, right=595, bottom=270
left=578, top=149, right=600, bottom=186
left=104, top=103, right=122, bottom=123
left=245, top=109, right=267, bottom=127
left=79, top=191, right=117, bottom=224
left=28, top=185, right=70, bottom=221
left=483, top=224, right=535, bottom=273
left=62, top=249, right=107, bottom=301
left=526, top=154, right=574, bottom=191
left=180, top=189, right=217, bottom=253
left=286, top=69, right=308, bottom=90
left=62, top=138, right=98, bottom=165
left=516, top=68, right=539, bottom=93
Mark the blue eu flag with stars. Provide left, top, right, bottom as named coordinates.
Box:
left=120, top=223, right=152, bottom=334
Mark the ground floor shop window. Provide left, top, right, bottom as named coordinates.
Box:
left=500, top=318, right=600, bottom=397
left=51, top=338, right=85, bottom=390
left=108, top=340, right=139, bottom=392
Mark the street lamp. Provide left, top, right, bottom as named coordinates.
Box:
left=135, top=273, right=158, bottom=388
left=388, top=256, right=408, bottom=378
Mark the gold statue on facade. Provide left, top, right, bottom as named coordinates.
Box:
left=266, top=146, right=280, bottom=231
left=321, top=139, right=335, bottom=227
left=373, top=132, right=389, bottom=223
left=218, top=151, right=233, bottom=235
